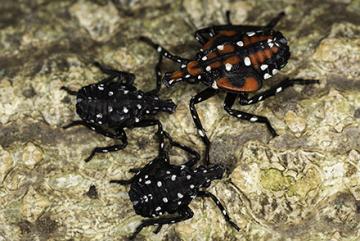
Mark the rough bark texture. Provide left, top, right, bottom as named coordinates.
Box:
left=0, top=0, right=359, bottom=240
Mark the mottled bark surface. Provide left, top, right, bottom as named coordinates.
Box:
left=0, top=0, right=359, bottom=240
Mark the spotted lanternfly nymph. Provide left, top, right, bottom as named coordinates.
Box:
left=61, top=55, right=176, bottom=162
left=141, top=11, right=319, bottom=164
left=110, top=135, right=239, bottom=240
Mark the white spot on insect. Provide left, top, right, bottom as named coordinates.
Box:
left=146, top=110, right=150, bottom=114
left=96, top=113, right=103, bottom=118
left=164, top=52, right=168, bottom=57
left=264, top=73, right=272, bottom=79
left=197, top=97, right=202, bottom=101
left=108, top=91, right=113, bottom=96
left=247, top=31, right=255, bottom=36
left=206, top=66, right=211, bottom=72
left=268, top=39, right=273, bottom=43
left=168, top=79, right=174, bottom=85
left=145, top=180, right=151, bottom=185
left=160, top=142, right=164, bottom=148
left=223, top=210, right=227, bottom=215
left=190, top=184, right=195, bottom=189
left=157, top=46, right=162, bottom=52
left=158, top=71, right=161, bottom=75
left=177, top=59, right=182, bottom=63
left=123, top=107, right=129, bottom=113
left=171, top=175, right=176, bottom=181
left=166, top=171, right=171, bottom=174
left=135, top=117, right=140, bottom=123
left=98, top=85, right=104, bottom=91
left=145, top=175, right=148, bottom=179
left=202, top=56, right=207, bottom=61
left=203, top=169, right=207, bottom=173
left=178, top=201, right=182, bottom=205
left=260, top=64, right=268, bottom=70
left=137, top=94, right=143, bottom=99
left=181, top=165, right=186, bottom=170
left=250, top=117, right=258, bottom=122
left=244, top=57, right=251, bottom=66
left=137, top=104, right=142, bottom=109
left=198, top=75, right=202, bottom=79
left=91, top=127, right=95, bottom=130
left=185, top=74, right=191, bottom=78
left=217, top=45, right=224, bottom=50
left=237, top=41, right=244, bottom=47
left=171, top=220, right=175, bottom=223
left=162, top=197, right=168, bottom=203
left=177, top=193, right=183, bottom=198
left=198, top=129, right=205, bottom=137
left=181, top=64, right=186, bottom=68
left=212, top=81, right=218, bottom=89
left=102, top=149, right=108, bottom=153
left=157, top=181, right=162, bottom=187
left=108, top=106, right=113, bottom=112
left=98, top=121, right=102, bottom=124
left=268, top=42, right=274, bottom=48
left=248, top=100, right=253, bottom=104
left=237, top=114, right=242, bottom=118
left=186, top=175, right=191, bottom=180
left=123, top=90, right=129, bottom=94
left=155, top=206, right=161, bottom=211
left=225, top=63, right=232, bottom=71
left=139, top=178, right=142, bottom=182
left=276, top=87, right=282, bottom=93
left=272, top=69, right=279, bottom=75
left=258, top=96, right=263, bottom=101
left=209, top=32, right=214, bottom=37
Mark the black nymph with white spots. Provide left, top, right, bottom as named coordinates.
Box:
left=110, top=137, right=239, bottom=239
left=61, top=55, right=176, bottom=162
left=141, top=11, right=319, bottom=164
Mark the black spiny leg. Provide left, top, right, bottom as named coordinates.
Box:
left=93, top=61, right=135, bottom=85
left=129, top=206, right=194, bottom=240
left=147, top=54, right=164, bottom=95
left=239, top=78, right=319, bottom=105
left=61, top=86, right=78, bottom=96
left=265, top=11, right=285, bottom=30
left=224, top=93, right=277, bottom=137
left=225, top=10, right=232, bottom=25
left=166, top=133, right=200, bottom=168
left=139, top=36, right=190, bottom=65
left=85, top=128, right=128, bottom=162
left=197, top=191, right=240, bottom=231
left=189, top=88, right=219, bottom=165
left=62, top=120, right=86, bottom=129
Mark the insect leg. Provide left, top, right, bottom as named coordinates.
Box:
left=93, top=61, right=135, bottom=84
left=167, top=136, right=200, bottom=168
left=139, top=36, right=190, bottom=64
left=129, top=206, right=194, bottom=240
left=84, top=128, right=128, bottom=162
left=109, top=179, right=132, bottom=185
left=197, top=191, right=240, bottom=231
left=224, top=93, right=278, bottom=137
left=265, top=12, right=285, bottom=29
left=225, top=10, right=232, bottom=25
left=60, top=86, right=78, bottom=96
left=189, top=88, right=219, bottom=165
left=239, top=78, right=319, bottom=105
left=146, top=54, right=164, bottom=95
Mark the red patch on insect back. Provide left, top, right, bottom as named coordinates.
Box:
left=224, top=56, right=241, bottom=65
left=217, top=76, right=260, bottom=93
left=219, top=30, right=237, bottom=37
left=170, top=70, right=184, bottom=79
left=187, top=61, right=202, bottom=76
